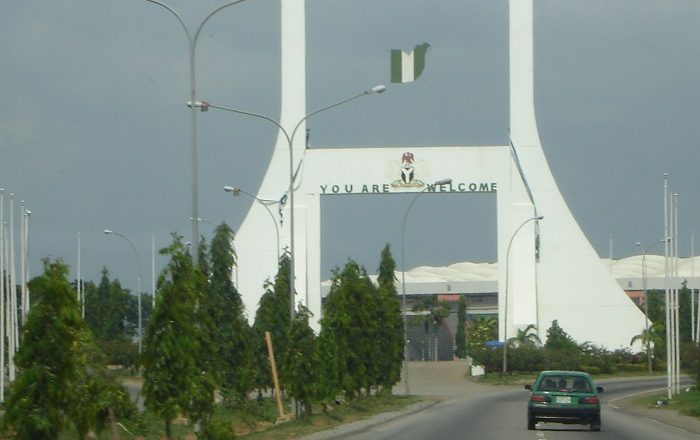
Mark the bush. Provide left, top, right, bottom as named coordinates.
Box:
left=580, top=366, right=601, bottom=375
left=615, top=364, right=647, bottom=373
left=198, top=417, right=236, bottom=440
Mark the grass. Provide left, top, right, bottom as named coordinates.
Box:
left=50, top=393, right=424, bottom=439
left=630, top=387, right=700, bottom=418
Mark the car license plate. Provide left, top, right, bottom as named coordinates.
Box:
left=557, top=396, right=572, bottom=404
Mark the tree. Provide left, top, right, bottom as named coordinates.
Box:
left=188, top=237, right=220, bottom=437
left=454, top=295, right=467, bottom=359
left=374, top=244, right=404, bottom=391
left=3, top=259, right=83, bottom=439
left=631, top=321, right=665, bottom=370
left=321, top=259, right=375, bottom=399
left=282, top=305, right=317, bottom=416
left=209, top=223, right=254, bottom=401
left=83, top=268, right=139, bottom=368
left=3, top=262, right=72, bottom=437
left=466, top=316, right=498, bottom=369
left=68, top=327, right=136, bottom=440
left=509, top=324, right=541, bottom=348
left=545, top=320, right=580, bottom=370
left=141, top=235, right=212, bottom=439
left=252, top=253, right=292, bottom=393
left=3, top=259, right=136, bottom=439
left=84, top=268, right=130, bottom=341
left=315, top=324, right=341, bottom=408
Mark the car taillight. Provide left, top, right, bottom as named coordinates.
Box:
left=580, top=396, right=599, bottom=404
left=530, top=395, right=549, bottom=403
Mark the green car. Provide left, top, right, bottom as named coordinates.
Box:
left=525, top=370, right=604, bottom=431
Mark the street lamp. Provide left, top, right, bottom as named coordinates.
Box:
left=191, top=84, right=386, bottom=319
left=104, top=229, right=143, bottom=354
left=144, top=0, right=251, bottom=266
left=502, top=215, right=543, bottom=374
left=400, top=178, right=453, bottom=394
left=224, top=185, right=280, bottom=261
left=636, top=239, right=666, bottom=374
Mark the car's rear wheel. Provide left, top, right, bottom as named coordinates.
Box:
left=527, top=415, right=536, bottom=430
left=590, top=415, right=601, bottom=431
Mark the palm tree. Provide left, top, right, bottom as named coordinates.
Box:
left=631, top=322, right=664, bottom=372
left=508, top=324, right=541, bottom=348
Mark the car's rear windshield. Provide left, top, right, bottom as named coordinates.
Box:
left=536, top=375, right=592, bottom=392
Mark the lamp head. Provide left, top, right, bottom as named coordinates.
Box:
left=103, top=229, right=113, bottom=235
left=186, top=100, right=209, bottom=111
left=224, top=186, right=241, bottom=196
left=366, top=84, right=386, bottom=95
left=535, top=215, right=544, bottom=220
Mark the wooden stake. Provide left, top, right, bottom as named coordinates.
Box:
left=265, top=331, right=285, bottom=418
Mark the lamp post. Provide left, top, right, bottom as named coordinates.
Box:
left=224, top=186, right=280, bottom=261
left=191, top=84, right=386, bottom=319
left=502, top=215, right=543, bottom=374
left=400, top=178, right=453, bottom=394
left=144, top=0, right=251, bottom=266
left=104, top=229, right=143, bottom=354
left=636, top=239, right=666, bottom=374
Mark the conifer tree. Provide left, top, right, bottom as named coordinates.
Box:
left=375, top=244, right=404, bottom=392
left=322, top=260, right=374, bottom=399
left=3, top=259, right=82, bottom=439
left=209, top=223, right=254, bottom=400
left=283, top=305, right=317, bottom=416
left=142, top=235, right=214, bottom=439
left=454, top=295, right=468, bottom=359
left=3, top=259, right=134, bottom=440
left=252, top=253, right=292, bottom=392
left=315, top=324, right=341, bottom=406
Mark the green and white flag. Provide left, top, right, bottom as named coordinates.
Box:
left=391, top=42, right=430, bottom=83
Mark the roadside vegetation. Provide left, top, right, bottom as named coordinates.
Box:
left=463, top=284, right=700, bottom=419
left=0, top=225, right=408, bottom=439
left=5, top=220, right=700, bottom=437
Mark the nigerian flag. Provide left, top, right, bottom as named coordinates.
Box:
left=391, top=42, right=430, bottom=83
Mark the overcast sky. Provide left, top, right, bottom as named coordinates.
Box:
left=1, top=0, right=698, bottom=299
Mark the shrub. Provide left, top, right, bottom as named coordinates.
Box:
left=615, top=364, right=647, bottom=373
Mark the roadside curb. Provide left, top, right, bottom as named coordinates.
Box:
left=300, top=400, right=439, bottom=440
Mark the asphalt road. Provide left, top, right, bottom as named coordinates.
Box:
left=304, top=368, right=700, bottom=440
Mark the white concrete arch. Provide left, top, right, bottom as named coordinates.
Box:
left=232, top=0, right=646, bottom=349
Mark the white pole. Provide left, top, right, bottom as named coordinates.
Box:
left=673, top=194, right=680, bottom=394
left=78, top=232, right=83, bottom=318
left=693, top=231, right=698, bottom=344
left=692, top=231, right=696, bottom=343
left=19, top=202, right=25, bottom=326
left=8, top=195, right=16, bottom=382
left=0, top=190, right=5, bottom=402
left=21, top=204, right=29, bottom=319
left=152, top=234, right=156, bottom=310
left=663, top=174, right=671, bottom=398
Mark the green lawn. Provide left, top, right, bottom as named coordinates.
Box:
left=51, top=394, right=424, bottom=439
left=631, top=388, right=700, bottom=418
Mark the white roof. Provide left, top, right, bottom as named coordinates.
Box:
left=321, top=255, right=700, bottom=296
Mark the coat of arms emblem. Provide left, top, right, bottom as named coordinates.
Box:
left=391, top=152, right=424, bottom=188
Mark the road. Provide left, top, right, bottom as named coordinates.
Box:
left=304, top=365, right=700, bottom=440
